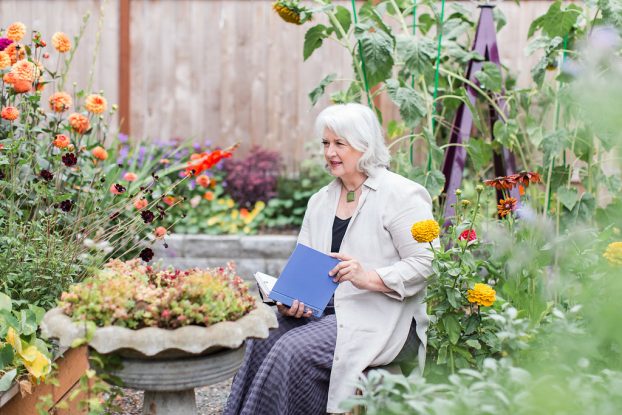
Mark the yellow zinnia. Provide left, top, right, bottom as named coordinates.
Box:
left=467, top=283, right=496, bottom=307
left=411, top=219, right=440, bottom=243
left=603, top=242, right=622, bottom=265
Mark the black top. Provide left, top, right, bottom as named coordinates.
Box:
left=325, top=215, right=351, bottom=314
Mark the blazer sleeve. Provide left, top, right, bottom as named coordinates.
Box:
left=296, top=192, right=317, bottom=246
left=375, top=184, right=437, bottom=301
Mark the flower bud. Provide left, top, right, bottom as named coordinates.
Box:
left=476, top=185, right=484, bottom=193
left=455, top=189, right=462, bottom=196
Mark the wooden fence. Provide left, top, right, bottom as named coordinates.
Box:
left=2, top=0, right=552, bottom=171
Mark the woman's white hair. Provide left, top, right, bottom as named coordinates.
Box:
left=314, top=103, right=390, bottom=176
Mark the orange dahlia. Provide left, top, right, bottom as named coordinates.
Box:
left=53, top=134, right=70, bottom=149
left=52, top=32, right=71, bottom=53
left=49, top=92, right=72, bottom=112
left=11, top=60, right=37, bottom=83
left=3, top=72, right=15, bottom=84
left=0, top=51, right=11, bottom=69
left=4, top=43, right=25, bottom=65
left=6, top=22, right=26, bottom=42
left=497, top=197, right=517, bottom=218
left=68, top=113, right=90, bottom=134
left=91, top=146, right=108, bottom=160
left=12, top=79, right=32, bottom=93
left=85, top=94, right=107, bottom=114
left=1, top=106, right=19, bottom=121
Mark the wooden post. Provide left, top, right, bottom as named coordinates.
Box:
left=119, top=0, right=131, bottom=135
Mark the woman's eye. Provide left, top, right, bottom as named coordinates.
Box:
left=321, top=141, right=329, bottom=146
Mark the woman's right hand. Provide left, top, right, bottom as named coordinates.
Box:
left=277, top=300, right=313, bottom=318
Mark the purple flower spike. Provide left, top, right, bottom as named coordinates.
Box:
left=118, top=133, right=129, bottom=143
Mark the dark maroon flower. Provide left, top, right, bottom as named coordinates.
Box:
left=58, top=199, right=74, bottom=212
left=40, top=169, right=54, bottom=181
left=109, top=211, right=120, bottom=220
left=0, top=170, right=4, bottom=180
left=139, top=248, right=154, bottom=262
left=62, top=153, right=77, bottom=167
left=114, top=183, right=126, bottom=194
left=0, top=38, right=13, bottom=51
left=141, top=209, right=155, bottom=224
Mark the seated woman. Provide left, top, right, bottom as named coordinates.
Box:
left=224, top=103, right=436, bottom=415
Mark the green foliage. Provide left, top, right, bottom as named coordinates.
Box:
left=474, top=62, right=503, bottom=93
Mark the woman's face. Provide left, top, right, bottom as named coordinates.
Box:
left=322, top=128, right=364, bottom=179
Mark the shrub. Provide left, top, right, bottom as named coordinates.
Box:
left=222, top=146, right=281, bottom=208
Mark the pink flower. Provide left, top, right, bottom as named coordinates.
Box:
left=154, top=226, right=167, bottom=239
left=458, top=229, right=477, bottom=242
left=123, top=172, right=138, bottom=182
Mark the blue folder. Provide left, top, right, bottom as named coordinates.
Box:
left=269, top=243, right=340, bottom=318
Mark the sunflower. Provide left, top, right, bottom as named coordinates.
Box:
left=273, top=0, right=312, bottom=25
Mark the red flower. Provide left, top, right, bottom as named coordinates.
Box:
left=458, top=229, right=477, bottom=242
left=184, top=145, right=238, bottom=177
left=483, top=175, right=518, bottom=190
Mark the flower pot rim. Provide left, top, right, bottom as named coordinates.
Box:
left=41, top=302, right=277, bottom=357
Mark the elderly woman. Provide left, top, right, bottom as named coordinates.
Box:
left=224, top=103, right=436, bottom=414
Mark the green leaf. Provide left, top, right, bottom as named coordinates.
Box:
left=436, top=343, right=448, bottom=364
left=397, top=35, right=436, bottom=77
left=475, top=62, right=502, bottom=93
left=410, top=167, right=446, bottom=199
left=528, top=1, right=581, bottom=38
left=303, top=24, right=329, bottom=61
left=539, top=129, right=569, bottom=163
left=0, top=368, right=16, bottom=392
left=309, top=73, right=336, bottom=106
left=0, top=344, right=15, bottom=369
left=443, top=314, right=461, bottom=345
left=467, top=138, right=492, bottom=172
left=0, top=292, right=11, bottom=312
left=599, top=0, right=622, bottom=27
left=385, top=80, right=426, bottom=128
left=19, top=309, right=38, bottom=336
left=354, top=22, right=394, bottom=86
left=557, top=186, right=579, bottom=210
left=465, top=339, right=481, bottom=350
left=330, top=81, right=362, bottom=104
left=445, top=287, right=462, bottom=309
left=418, top=13, right=435, bottom=35
left=464, top=314, right=480, bottom=335
left=333, top=6, right=351, bottom=39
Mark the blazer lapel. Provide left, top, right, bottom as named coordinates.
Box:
left=323, top=180, right=341, bottom=253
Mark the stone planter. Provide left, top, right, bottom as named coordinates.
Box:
left=41, top=302, right=277, bottom=415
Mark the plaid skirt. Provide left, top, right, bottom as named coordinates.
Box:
left=223, top=312, right=338, bottom=415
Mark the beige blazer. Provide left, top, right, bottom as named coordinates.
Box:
left=297, top=168, right=436, bottom=413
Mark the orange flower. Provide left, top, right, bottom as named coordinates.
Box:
left=51, top=32, right=71, bottom=53
left=484, top=175, right=517, bottom=191
left=85, top=94, right=107, bottom=114
left=6, top=22, right=26, bottom=42
left=35, top=76, right=45, bottom=92
left=11, top=60, right=37, bottom=83
left=159, top=158, right=170, bottom=165
left=515, top=171, right=542, bottom=188
left=196, top=175, right=211, bottom=188
left=68, top=113, right=90, bottom=134
left=134, top=198, right=148, bottom=210
left=91, top=146, right=108, bottom=160
left=184, top=145, right=238, bottom=176
left=240, top=208, right=250, bottom=219
left=0, top=52, right=11, bottom=69
left=203, top=191, right=214, bottom=201
left=154, top=226, right=167, bottom=239
left=123, top=172, right=138, bottom=182
left=162, top=196, right=176, bottom=206
left=4, top=43, right=25, bottom=65
left=110, top=183, right=126, bottom=195
left=49, top=92, right=72, bottom=112
left=53, top=134, right=70, bottom=149
left=497, top=197, right=517, bottom=218
left=1, top=106, right=19, bottom=121
left=2, top=72, right=15, bottom=84
left=13, top=79, right=32, bottom=93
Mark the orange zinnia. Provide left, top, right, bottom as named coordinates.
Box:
left=4, top=43, right=25, bottom=65
left=52, top=32, right=71, bottom=53
left=11, top=60, right=37, bottom=83
left=85, top=94, right=107, bottom=114
left=203, top=191, right=214, bottom=201
left=162, top=196, right=176, bottom=206
left=154, top=226, right=167, bottom=239
left=497, top=197, right=517, bottom=218
left=53, top=134, right=70, bottom=149
left=133, top=198, right=148, bottom=210
left=49, top=92, right=72, bottom=112
left=123, top=172, right=138, bottom=182
left=1, top=106, right=19, bottom=121
left=0, top=52, right=11, bottom=69
left=68, top=113, right=90, bottom=134
left=196, top=175, right=211, bottom=188
left=91, top=146, right=108, bottom=161
left=6, top=22, right=26, bottom=42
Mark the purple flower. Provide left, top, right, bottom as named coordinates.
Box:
left=118, top=133, right=129, bottom=143
left=139, top=248, right=154, bottom=262
left=117, top=145, right=130, bottom=165
left=0, top=38, right=13, bottom=51
left=40, top=170, right=54, bottom=181
left=62, top=153, right=77, bottom=167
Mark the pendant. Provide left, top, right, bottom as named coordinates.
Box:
left=347, top=190, right=355, bottom=202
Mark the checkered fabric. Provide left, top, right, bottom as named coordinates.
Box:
left=224, top=312, right=338, bottom=415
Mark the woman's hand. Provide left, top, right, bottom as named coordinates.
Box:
left=329, top=253, right=393, bottom=293
left=277, top=300, right=313, bottom=318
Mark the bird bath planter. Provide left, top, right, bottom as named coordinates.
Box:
left=41, top=302, right=277, bottom=415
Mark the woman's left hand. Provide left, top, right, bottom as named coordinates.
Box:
left=328, top=253, right=371, bottom=290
